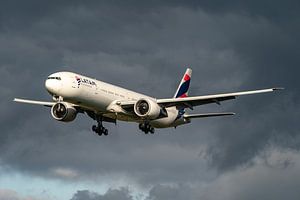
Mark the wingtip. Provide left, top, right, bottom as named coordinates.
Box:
left=272, top=87, right=284, bottom=91
left=13, top=98, right=22, bottom=102
left=226, top=112, right=236, bottom=116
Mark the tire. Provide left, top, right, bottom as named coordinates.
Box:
left=104, top=129, right=108, bottom=136
left=139, top=123, right=145, bottom=130
left=150, top=128, right=155, bottom=134
left=146, top=124, right=150, bottom=130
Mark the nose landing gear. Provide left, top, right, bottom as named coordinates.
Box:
left=139, top=122, right=155, bottom=134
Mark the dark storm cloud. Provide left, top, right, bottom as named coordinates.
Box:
left=70, top=188, right=133, bottom=200
left=0, top=0, right=299, bottom=199
left=71, top=150, right=300, bottom=200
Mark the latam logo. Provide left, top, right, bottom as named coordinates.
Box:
left=75, top=76, right=97, bottom=88
left=176, top=74, right=190, bottom=98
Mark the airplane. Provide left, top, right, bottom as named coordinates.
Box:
left=14, top=68, right=282, bottom=136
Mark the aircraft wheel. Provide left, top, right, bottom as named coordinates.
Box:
left=139, top=123, right=144, bottom=130
left=145, top=124, right=150, bottom=130
left=92, top=125, right=97, bottom=132
left=103, top=129, right=108, bottom=136
left=150, top=128, right=155, bottom=134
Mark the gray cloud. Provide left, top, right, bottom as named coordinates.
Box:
left=70, top=188, right=133, bottom=200
left=70, top=149, right=300, bottom=200
left=0, top=1, right=299, bottom=199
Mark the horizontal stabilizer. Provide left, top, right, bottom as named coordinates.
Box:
left=184, top=112, right=235, bottom=119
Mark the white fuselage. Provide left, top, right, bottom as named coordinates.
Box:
left=45, top=72, right=185, bottom=128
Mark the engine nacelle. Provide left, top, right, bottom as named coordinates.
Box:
left=134, top=98, right=164, bottom=119
left=51, top=102, right=77, bottom=122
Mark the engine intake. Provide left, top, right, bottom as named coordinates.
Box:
left=134, top=98, right=165, bottom=119
left=51, top=102, right=77, bottom=122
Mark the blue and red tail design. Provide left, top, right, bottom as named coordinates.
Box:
left=174, top=68, right=192, bottom=98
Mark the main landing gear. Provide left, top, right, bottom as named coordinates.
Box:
left=139, top=122, right=155, bottom=134
left=92, top=117, right=108, bottom=136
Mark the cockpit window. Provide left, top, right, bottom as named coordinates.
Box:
left=47, top=77, right=61, bottom=80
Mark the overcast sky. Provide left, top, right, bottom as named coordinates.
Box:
left=1, top=1, right=299, bottom=200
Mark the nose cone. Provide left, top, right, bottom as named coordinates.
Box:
left=45, top=75, right=62, bottom=95
left=45, top=79, right=56, bottom=94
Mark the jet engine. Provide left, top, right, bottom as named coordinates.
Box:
left=51, top=102, right=77, bottom=122
left=134, top=98, right=166, bottom=119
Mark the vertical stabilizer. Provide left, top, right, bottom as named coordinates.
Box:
left=174, top=68, right=192, bottom=98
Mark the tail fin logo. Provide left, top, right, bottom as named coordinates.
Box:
left=174, top=68, right=192, bottom=98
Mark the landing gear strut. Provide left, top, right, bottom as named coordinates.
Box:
left=139, top=122, right=155, bottom=134
left=92, top=116, right=108, bottom=136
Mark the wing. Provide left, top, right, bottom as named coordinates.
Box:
left=14, top=98, right=119, bottom=123
left=157, top=88, right=283, bottom=109
left=14, top=98, right=55, bottom=107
